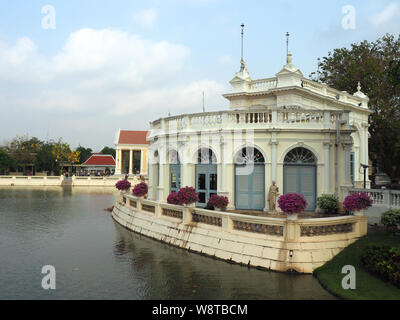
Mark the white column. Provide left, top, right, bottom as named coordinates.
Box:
left=342, top=142, right=353, bottom=187
left=129, top=149, right=133, bottom=175
left=115, top=148, right=120, bottom=174
left=324, top=142, right=331, bottom=194
left=270, top=141, right=278, bottom=183
left=140, top=148, right=144, bottom=175
left=220, top=139, right=226, bottom=191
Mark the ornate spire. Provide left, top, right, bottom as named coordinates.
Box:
left=286, top=32, right=290, bottom=63
left=240, top=24, right=245, bottom=71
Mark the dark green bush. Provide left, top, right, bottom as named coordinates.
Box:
left=381, top=209, right=400, bottom=229
left=316, top=194, right=339, bottom=214
left=360, top=245, right=400, bottom=288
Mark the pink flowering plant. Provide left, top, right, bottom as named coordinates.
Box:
left=174, top=186, right=200, bottom=205
left=278, top=193, right=308, bottom=215
left=343, top=192, right=373, bottom=213
left=132, top=182, right=148, bottom=197
left=115, top=179, right=131, bottom=191
left=208, top=194, right=229, bottom=210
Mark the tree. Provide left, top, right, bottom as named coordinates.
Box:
left=34, top=143, right=57, bottom=173
left=311, top=34, right=400, bottom=182
left=51, top=139, right=72, bottom=164
left=76, top=146, right=93, bottom=164
left=0, top=149, right=17, bottom=174
left=101, top=146, right=116, bottom=158
left=6, top=135, right=43, bottom=172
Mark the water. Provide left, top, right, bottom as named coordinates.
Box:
left=0, top=187, right=335, bottom=300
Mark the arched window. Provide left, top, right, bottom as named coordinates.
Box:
left=284, top=147, right=316, bottom=164
left=169, top=149, right=180, bottom=165
left=197, top=148, right=217, bottom=164
left=235, top=147, right=265, bottom=165
left=169, top=150, right=181, bottom=193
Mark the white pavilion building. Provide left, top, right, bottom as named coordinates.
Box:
left=146, top=53, right=371, bottom=212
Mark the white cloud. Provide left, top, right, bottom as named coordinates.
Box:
left=132, top=8, right=158, bottom=29
left=372, top=3, right=399, bottom=26
left=0, top=28, right=227, bottom=148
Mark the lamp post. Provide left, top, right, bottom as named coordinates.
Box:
left=360, top=164, right=369, bottom=189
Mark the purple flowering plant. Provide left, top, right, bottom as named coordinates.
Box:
left=115, top=179, right=131, bottom=191
left=176, top=186, right=200, bottom=205
left=343, top=192, right=373, bottom=212
left=278, top=193, right=308, bottom=214
left=208, top=194, right=229, bottom=210
left=167, top=192, right=181, bottom=205
left=167, top=186, right=199, bottom=205
left=132, top=182, right=148, bottom=197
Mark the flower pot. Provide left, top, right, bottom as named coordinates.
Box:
left=354, top=209, right=365, bottom=216
left=286, top=213, right=298, bottom=220
left=215, top=207, right=226, bottom=212
left=184, top=203, right=196, bottom=208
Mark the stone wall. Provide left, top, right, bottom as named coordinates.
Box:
left=112, top=195, right=368, bottom=274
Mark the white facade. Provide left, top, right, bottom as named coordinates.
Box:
left=146, top=54, right=372, bottom=212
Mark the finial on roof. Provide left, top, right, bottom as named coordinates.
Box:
left=357, top=81, right=362, bottom=92
left=286, top=32, right=290, bottom=63
left=240, top=24, right=245, bottom=71
left=287, top=53, right=293, bottom=64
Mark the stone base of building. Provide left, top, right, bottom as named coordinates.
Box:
left=112, top=195, right=368, bottom=274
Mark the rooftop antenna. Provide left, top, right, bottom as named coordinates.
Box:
left=286, top=31, right=290, bottom=61
left=240, top=24, right=245, bottom=71
left=202, top=91, right=205, bottom=113
left=317, top=57, right=321, bottom=82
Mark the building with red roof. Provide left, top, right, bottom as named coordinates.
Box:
left=79, top=154, right=116, bottom=176
left=114, top=130, right=149, bottom=175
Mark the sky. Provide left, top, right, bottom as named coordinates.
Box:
left=0, top=0, right=399, bottom=151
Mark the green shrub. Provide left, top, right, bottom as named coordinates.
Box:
left=381, top=209, right=400, bottom=228
left=360, top=245, right=400, bottom=288
left=316, top=194, right=339, bottom=214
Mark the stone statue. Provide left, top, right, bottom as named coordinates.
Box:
left=268, top=181, right=279, bottom=213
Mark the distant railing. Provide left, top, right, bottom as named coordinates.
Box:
left=346, top=188, right=400, bottom=209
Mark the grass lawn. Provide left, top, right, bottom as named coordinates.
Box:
left=314, top=231, right=400, bottom=300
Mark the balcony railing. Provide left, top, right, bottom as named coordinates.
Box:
left=150, top=109, right=350, bottom=135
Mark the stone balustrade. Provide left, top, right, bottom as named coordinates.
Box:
left=149, top=109, right=349, bottom=136
left=249, top=78, right=277, bottom=91
left=342, top=187, right=400, bottom=224
left=0, top=175, right=147, bottom=187
left=117, top=194, right=368, bottom=273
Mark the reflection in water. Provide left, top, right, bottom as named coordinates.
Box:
left=112, top=222, right=335, bottom=300
left=0, top=187, right=335, bottom=300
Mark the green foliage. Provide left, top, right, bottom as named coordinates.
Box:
left=0, top=149, right=17, bottom=173
left=316, top=194, right=339, bottom=214
left=314, top=232, right=400, bottom=300
left=360, top=246, right=400, bottom=289
left=6, top=135, right=43, bottom=166
left=101, top=146, right=116, bottom=158
left=312, top=34, right=400, bottom=182
left=381, top=209, right=400, bottom=228
left=34, top=143, right=57, bottom=173
left=76, top=146, right=93, bottom=164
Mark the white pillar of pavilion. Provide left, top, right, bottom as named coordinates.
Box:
left=129, top=149, right=133, bottom=175
left=323, top=141, right=331, bottom=194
